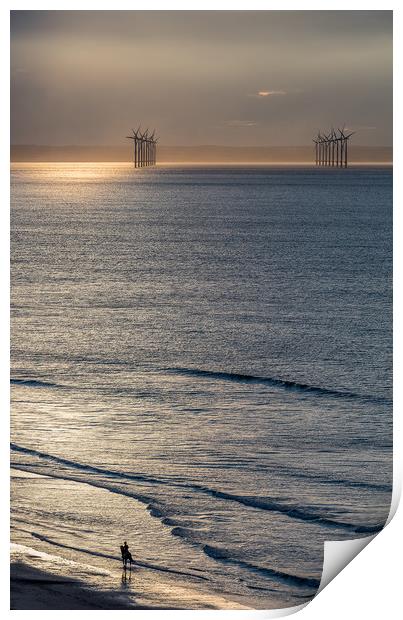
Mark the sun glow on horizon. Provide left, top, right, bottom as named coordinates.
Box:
left=257, top=90, right=287, bottom=97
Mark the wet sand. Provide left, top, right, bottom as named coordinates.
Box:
left=10, top=559, right=146, bottom=610
left=10, top=468, right=252, bottom=610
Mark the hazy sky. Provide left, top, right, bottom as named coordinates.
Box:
left=11, top=11, right=392, bottom=146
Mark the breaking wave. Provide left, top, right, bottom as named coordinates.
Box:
left=203, top=544, right=320, bottom=590
left=164, top=367, right=390, bottom=404
left=11, top=378, right=63, bottom=389
left=10, top=444, right=384, bottom=535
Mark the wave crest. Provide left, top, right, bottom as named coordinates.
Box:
left=11, top=444, right=384, bottom=536
left=165, top=367, right=390, bottom=404
left=202, top=544, right=320, bottom=590
left=11, top=378, right=62, bottom=389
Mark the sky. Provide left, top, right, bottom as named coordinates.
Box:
left=10, top=11, right=392, bottom=147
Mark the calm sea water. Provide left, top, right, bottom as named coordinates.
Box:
left=11, top=163, right=392, bottom=609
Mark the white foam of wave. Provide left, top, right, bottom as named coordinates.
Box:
left=11, top=542, right=110, bottom=576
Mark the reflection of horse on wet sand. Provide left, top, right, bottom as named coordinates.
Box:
left=121, top=568, right=132, bottom=585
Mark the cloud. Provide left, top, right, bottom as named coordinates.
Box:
left=224, top=120, right=257, bottom=127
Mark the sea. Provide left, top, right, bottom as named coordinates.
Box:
left=10, top=163, right=393, bottom=609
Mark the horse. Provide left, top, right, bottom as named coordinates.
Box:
left=120, top=544, right=134, bottom=569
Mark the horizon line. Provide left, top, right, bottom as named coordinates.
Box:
left=11, top=144, right=393, bottom=148
left=11, top=161, right=393, bottom=166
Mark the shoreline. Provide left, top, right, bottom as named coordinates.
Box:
left=10, top=468, right=254, bottom=611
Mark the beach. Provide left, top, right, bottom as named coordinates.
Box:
left=11, top=468, right=253, bottom=610
left=11, top=546, right=137, bottom=610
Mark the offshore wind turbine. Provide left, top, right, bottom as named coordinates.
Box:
left=126, top=125, right=159, bottom=168
left=132, top=127, right=141, bottom=167
left=317, top=131, right=324, bottom=166
left=314, top=125, right=355, bottom=168
left=344, top=131, right=354, bottom=167
left=316, top=131, right=322, bottom=166
left=313, top=137, right=318, bottom=167
left=338, top=126, right=355, bottom=168
left=323, top=131, right=330, bottom=167
left=153, top=133, right=159, bottom=165
left=149, top=130, right=155, bottom=165
left=141, top=129, right=149, bottom=167
left=327, top=131, right=334, bottom=166
left=133, top=127, right=141, bottom=167
left=146, top=128, right=151, bottom=166
left=330, top=127, right=336, bottom=166
left=126, top=129, right=138, bottom=168
left=337, top=126, right=345, bottom=168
